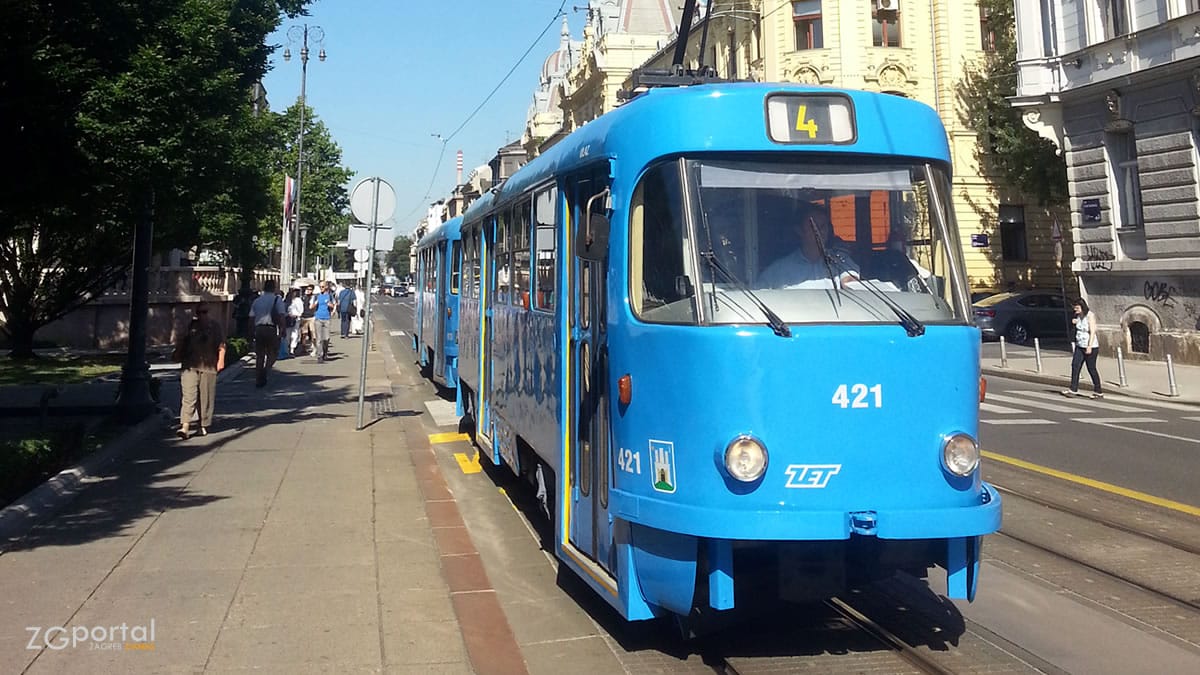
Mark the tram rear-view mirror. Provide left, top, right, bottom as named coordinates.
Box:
left=577, top=213, right=609, bottom=261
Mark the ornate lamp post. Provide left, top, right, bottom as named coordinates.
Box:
left=282, top=24, right=325, bottom=284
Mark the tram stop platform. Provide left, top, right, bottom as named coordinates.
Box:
left=0, top=332, right=534, bottom=674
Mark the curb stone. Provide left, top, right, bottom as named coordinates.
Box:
left=981, top=366, right=1200, bottom=407
left=0, top=355, right=252, bottom=549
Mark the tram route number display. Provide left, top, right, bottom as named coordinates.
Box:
left=766, top=94, right=856, bottom=145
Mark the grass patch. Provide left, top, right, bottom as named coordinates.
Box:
left=0, top=354, right=125, bottom=386
left=0, top=418, right=121, bottom=508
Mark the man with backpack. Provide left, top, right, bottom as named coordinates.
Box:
left=337, top=283, right=357, bottom=339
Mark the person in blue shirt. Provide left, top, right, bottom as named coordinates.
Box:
left=337, top=284, right=357, bottom=339
left=311, top=281, right=336, bottom=362
left=757, top=200, right=859, bottom=289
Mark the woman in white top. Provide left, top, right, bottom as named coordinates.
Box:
left=351, top=288, right=366, bottom=335
left=1064, top=297, right=1103, bottom=398
left=286, top=289, right=305, bottom=356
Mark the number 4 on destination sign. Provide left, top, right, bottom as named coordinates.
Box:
left=795, top=105, right=819, bottom=139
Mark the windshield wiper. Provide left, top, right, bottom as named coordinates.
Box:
left=806, top=217, right=924, bottom=337
left=700, top=251, right=791, bottom=338
left=846, top=272, right=926, bottom=337
left=807, top=217, right=845, bottom=307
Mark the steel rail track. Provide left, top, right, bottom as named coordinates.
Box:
left=992, top=482, right=1200, bottom=557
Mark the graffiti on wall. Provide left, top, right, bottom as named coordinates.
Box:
left=1082, top=245, right=1114, bottom=271
left=1144, top=280, right=1177, bottom=308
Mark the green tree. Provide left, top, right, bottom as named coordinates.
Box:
left=0, top=0, right=311, bottom=358
left=958, top=0, right=1067, bottom=206
left=386, top=235, right=413, bottom=277
left=267, top=102, right=354, bottom=277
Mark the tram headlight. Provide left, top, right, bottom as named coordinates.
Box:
left=942, top=433, right=980, bottom=477
left=724, top=436, right=767, bottom=482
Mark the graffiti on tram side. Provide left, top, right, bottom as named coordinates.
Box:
left=1082, top=246, right=1114, bottom=271
left=1144, top=280, right=1177, bottom=308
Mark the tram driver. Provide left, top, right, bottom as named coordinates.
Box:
left=757, top=199, right=860, bottom=289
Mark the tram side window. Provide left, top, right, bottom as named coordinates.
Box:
left=533, top=186, right=557, bottom=311
left=497, top=211, right=510, bottom=304
left=631, top=162, right=695, bottom=323
left=513, top=199, right=532, bottom=309
left=451, top=241, right=461, bottom=295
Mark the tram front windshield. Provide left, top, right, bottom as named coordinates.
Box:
left=630, top=158, right=971, bottom=327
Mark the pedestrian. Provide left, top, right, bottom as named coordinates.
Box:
left=311, top=280, right=336, bottom=361
left=285, top=288, right=304, bottom=356
left=173, top=303, right=225, bottom=439
left=351, top=286, right=366, bottom=335
left=337, top=282, right=357, bottom=339
left=249, top=279, right=286, bottom=387
left=1063, top=297, right=1103, bottom=399
left=298, top=284, right=317, bottom=355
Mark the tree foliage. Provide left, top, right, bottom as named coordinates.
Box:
left=386, top=236, right=413, bottom=277
left=266, top=101, right=354, bottom=271
left=958, top=0, right=1068, bottom=206
left=0, top=0, right=312, bottom=357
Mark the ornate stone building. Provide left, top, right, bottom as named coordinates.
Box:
left=1012, top=0, right=1200, bottom=363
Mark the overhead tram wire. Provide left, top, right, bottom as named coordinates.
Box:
left=400, top=1, right=569, bottom=223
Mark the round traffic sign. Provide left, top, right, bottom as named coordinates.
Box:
left=350, top=178, right=396, bottom=225
left=353, top=248, right=370, bottom=263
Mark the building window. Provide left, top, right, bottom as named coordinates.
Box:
left=999, top=205, right=1028, bottom=262
left=873, top=3, right=901, bottom=47
left=793, top=1, right=823, bottom=50
left=1100, top=0, right=1128, bottom=39
left=1107, top=131, right=1143, bottom=229
left=980, top=4, right=996, bottom=52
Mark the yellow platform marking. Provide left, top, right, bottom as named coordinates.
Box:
left=984, top=450, right=1200, bottom=517
left=454, top=450, right=482, bottom=474
left=428, top=432, right=470, bottom=445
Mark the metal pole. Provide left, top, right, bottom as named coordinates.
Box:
left=299, top=227, right=308, bottom=276
left=293, top=25, right=308, bottom=281
left=1116, top=346, right=1127, bottom=387
left=999, top=336, right=1008, bottom=368
left=116, top=191, right=157, bottom=423
left=1167, top=354, right=1180, bottom=397
left=357, top=178, right=381, bottom=430
left=1034, top=337, right=1043, bottom=373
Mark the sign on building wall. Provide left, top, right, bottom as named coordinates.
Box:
left=1081, top=198, right=1101, bottom=222
left=970, top=233, right=989, bottom=248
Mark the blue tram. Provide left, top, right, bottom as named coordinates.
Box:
left=412, top=215, right=463, bottom=395
left=446, top=83, right=1000, bottom=621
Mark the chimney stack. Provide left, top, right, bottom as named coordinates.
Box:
left=456, top=150, right=463, bottom=185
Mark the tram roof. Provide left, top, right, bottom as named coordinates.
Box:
left=416, top=215, right=462, bottom=249
left=472, top=82, right=950, bottom=215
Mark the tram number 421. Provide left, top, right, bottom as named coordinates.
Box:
left=832, top=384, right=883, bottom=409
left=617, top=447, right=642, bottom=474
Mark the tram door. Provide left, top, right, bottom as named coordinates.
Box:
left=567, top=171, right=614, bottom=572
left=433, top=243, right=447, bottom=379
left=477, top=217, right=496, bottom=445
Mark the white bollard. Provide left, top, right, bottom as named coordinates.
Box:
left=999, top=336, right=1008, bottom=368
left=1116, top=346, right=1127, bottom=388
left=1034, top=337, right=1043, bottom=373
left=1167, top=354, right=1180, bottom=397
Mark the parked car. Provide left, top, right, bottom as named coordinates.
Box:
left=973, top=291, right=1071, bottom=345
left=395, top=283, right=410, bottom=297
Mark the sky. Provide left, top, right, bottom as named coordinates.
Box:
left=261, top=0, right=584, bottom=240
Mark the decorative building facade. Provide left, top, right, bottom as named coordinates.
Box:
left=1012, top=1, right=1200, bottom=363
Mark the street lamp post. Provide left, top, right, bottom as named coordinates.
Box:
left=282, top=24, right=325, bottom=285
left=299, top=223, right=310, bottom=276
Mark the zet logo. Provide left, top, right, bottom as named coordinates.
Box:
left=783, top=464, right=841, bottom=489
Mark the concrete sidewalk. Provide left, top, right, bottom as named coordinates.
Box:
left=981, top=342, right=1200, bottom=406
left=0, top=334, right=522, bottom=673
